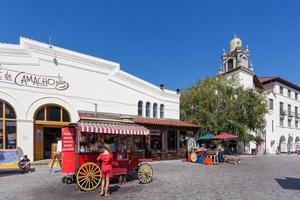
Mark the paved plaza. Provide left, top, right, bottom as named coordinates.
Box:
left=1, top=155, right=300, bottom=200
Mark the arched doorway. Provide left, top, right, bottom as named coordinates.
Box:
left=279, top=135, right=287, bottom=153
left=288, top=135, right=294, bottom=153
left=34, top=104, right=70, bottom=160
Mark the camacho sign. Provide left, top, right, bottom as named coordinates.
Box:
left=0, top=66, right=69, bottom=90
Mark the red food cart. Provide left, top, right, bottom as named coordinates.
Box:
left=61, top=122, right=153, bottom=191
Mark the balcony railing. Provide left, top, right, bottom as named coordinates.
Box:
left=280, top=110, right=287, bottom=115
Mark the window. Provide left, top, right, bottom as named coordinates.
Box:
left=138, top=101, right=143, bottom=117
left=0, top=100, right=17, bottom=150
left=288, top=119, right=292, bottom=127
left=227, top=59, right=233, bottom=71
left=288, top=89, right=291, bottom=97
left=295, top=107, right=298, bottom=118
left=288, top=104, right=291, bottom=116
left=160, top=104, right=165, bottom=119
left=296, top=93, right=298, bottom=100
left=269, top=99, right=274, bottom=110
left=296, top=120, right=299, bottom=129
left=146, top=102, right=151, bottom=118
left=280, top=102, right=284, bottom=115
left=153, top=103, right=158, bottom=118
left=280, top=118, right=284, bottom=127
left=280, top=86, right=284, bottom=95
left=35, top=105, right=70, bottom=122
left=272, top=120, right=274, bottom=132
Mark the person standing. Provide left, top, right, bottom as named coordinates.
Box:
left=97, top=144, right=113, bottom=197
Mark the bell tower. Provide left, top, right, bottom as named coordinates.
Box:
left=220, top=35, right=252, bottom=74
left=219, top=35, right=256, bottom=88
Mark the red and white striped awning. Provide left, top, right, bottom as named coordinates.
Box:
left=78, top=122, right=150, bottom=135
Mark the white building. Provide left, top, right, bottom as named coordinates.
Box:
left=0, top=37, right=196, bottom=162
left=220, top=36, right=300, bottom=154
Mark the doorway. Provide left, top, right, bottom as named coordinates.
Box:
left=43, top=128, right=61, bottom=159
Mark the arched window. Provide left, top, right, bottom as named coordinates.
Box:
left=35, top=105, right=70, bottom=122
left=0, top=100, right=17, bottom=149
left=160, top=104, right=164, bottom=119
left=153, top=103, right=158, bottom=118
left=227, top=59, right=233, bottom=71
left=138, top=101, right=143, bottom=117
left=146, top=102, right=151, bottom=118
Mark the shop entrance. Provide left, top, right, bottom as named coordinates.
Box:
left=44, top=128, right=61, bottom=159
left=34, top=104, right=71, bottom=160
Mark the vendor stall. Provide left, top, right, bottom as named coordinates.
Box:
left=61, top=121, right=153, bottom=191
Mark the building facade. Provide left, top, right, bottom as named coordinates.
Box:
left=220, top=36, right=300, bottom=154
left=0, top=37, right=197, bottom=162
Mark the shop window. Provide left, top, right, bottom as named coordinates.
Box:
left=132, top=136, right=143, bottom=151
left=63, top=109, right=70, bottom=122
left=0, top=100, right=17, bottom=150
left=179, top=131, right=187, bottom=149
left=153, top=103, right=158, bottom=118
left=5, top=104, right=16, bottom=119
left=167, top=130, right=177, bottom=150
left=35, top=105, right=71, bottom=122
left=146, top=102, right=151, bottom=118
left=160, top=104, right=164, bottom=119
left=151, top=134, right=162, bottom=150
left=6, top=121, right=16, bottom=149
left=138, top=101, right=143, bottom=117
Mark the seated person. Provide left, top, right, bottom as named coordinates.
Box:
left=18, top=155, right=31, bottom=173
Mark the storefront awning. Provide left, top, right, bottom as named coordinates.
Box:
left=78, top=122, right=150, bottom=135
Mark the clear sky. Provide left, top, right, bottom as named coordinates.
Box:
left=0, top=0, right=299, bottom=91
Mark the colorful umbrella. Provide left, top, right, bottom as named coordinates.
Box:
left=213, top=132, right=238, bottom=140
left=198, top=133, right=214, bottom=140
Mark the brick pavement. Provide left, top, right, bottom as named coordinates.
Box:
left=0, top=155, right=299, bottom=200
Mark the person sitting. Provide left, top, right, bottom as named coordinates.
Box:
left=18, top=155, right=31, bottom=173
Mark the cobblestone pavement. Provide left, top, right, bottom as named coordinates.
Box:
left=1, top=155, right=300, bottom=200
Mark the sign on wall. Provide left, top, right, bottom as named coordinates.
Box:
left=0, top=66, right=69, bottom=90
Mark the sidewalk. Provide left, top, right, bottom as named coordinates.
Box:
left=0, top=159, right=59, bottom=169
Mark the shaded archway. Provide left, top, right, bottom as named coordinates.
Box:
left=279, top=135, right=287, bottom=153
left=33, top=104, right=71, bottom=160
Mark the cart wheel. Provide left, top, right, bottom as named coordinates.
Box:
left=76, top=162, right=102, bottom=191
left=62, top=176, right=68, bottom=184
left=66, top=178, right=73, bottom=184
left=138, top=163, right=153, bottom=184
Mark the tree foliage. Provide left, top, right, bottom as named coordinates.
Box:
left=180, top=75, right=268, bottom=140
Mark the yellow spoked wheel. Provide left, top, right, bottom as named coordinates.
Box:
left=190, top=152, right=197, bottom=163
left=76, top=162, right=102, bottom=191
left=138, top=163, right=153, bottom=184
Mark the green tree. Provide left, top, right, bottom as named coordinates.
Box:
left=180, top=75, right=268, bottom=140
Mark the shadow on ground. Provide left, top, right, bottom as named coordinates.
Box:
left=275, top=177, right=300, bottom=190
left=0, top=168, right=35, bottom=177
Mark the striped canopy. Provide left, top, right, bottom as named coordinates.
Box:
left=78, top=122, right=150, bottom=135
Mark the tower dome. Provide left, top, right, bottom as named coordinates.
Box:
left=229, top=35, right=242, bottom=52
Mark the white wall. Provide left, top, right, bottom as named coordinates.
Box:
left=264, top=82, right=300, bottom=154
left=0, top=37, right=180, bottom=160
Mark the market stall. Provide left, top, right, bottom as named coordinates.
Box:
left=61, top=121, right=153, bottom=191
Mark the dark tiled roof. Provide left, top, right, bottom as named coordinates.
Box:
left=132, top=117, right=200, bottom=128
left=258, top=77, right=300, bottom=92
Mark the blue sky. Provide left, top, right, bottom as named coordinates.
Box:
left=0, top=0, right=299, bottom=90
